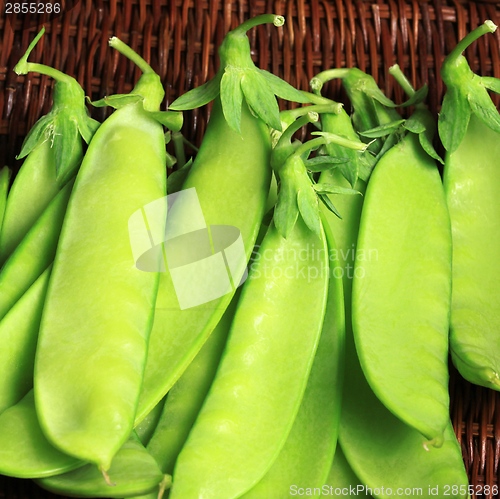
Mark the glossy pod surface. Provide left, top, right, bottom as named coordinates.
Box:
left=241, top=220, right=345, bottom=498
left=170, top=218, right=329, bottom=499
left=444, top=114, right=500, bottom=389
left=34, top=101, right=167, bottom=470
left=352, top=132, right=452, bottom=445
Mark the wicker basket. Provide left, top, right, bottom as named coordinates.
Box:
left=1, top=0, right=500, bottom=497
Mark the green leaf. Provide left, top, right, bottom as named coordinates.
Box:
left=358, top=153, right=377, bottom=181
left=51, top=117, right=80, bottom=182
left=313, top=183, right=362, bottom=196
left=468, top=84, right=500, bottom=134
left=241, top=70, right=282, bottom=131
left=147, top=110, right=183, bottom=132
left=438, top=88, right=471, bottom=153
left=77, top=117, right=100, bottom=144
left=305, top=156, right=349, bottom=172
left=398, top=84, right=429, bottom=107
left=297, top=188, right=321, bottom=235
left=167, top=158, right=193, bottom=194
left=318, top=193, right=342, bottom=219
left=481, top=76, right=500, bottom=94
left=169, top=73, right=222, bottom=111
left=220, top=69, right=244, bottom=133
left=258, top=69, right=311, bottom=104
left=365, top=85, right=398, bottom=108
left=16, top=114, right=53, bottom=159
left=403, top=115, right=426, bottom=134
left=273, top=183, right=299, bottom=239
left=418, top=131, right=444, bottom=165
left=91, top=93, right=143, bottom=108
left=359, top=119, right=405, bottom=138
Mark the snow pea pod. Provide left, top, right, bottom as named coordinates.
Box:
left=0, top=390, right=82, bottom=478
left=0, top=28, right=98, bottom=264
left=34, top=38, right=176, bottom=473
left=339, top=326, right=468, bottom=498
left=0, top=179, right=73, bottom=320
left=135, top=14, right=308, bottom=423
left=170, top=164, right=329, bottom=499
left=438, top=21, right=500, bottom=390
left=240, top=218, right=344, bottom=498
left=351, top=125, right=452, bottom=446
left=35, top=434, right=166, bottom=498
left=0, top=266, right=51, bottom=414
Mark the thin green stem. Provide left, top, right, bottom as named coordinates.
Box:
left=389, top=64, right=415, bottom=97
left=280, top=103, right=341, bottom=122
left=232, top=14, right=284, bottom=36
left=311, top=131, right=368, bottom=151
left=310, top=69, right=351, bottom=93
left=277, top=113, right=318, bottom=149
left=14, top=27, right=73, bottom=84
left=172, top=131, right=186, bottom=168
left=109, top=37, right=154, bottom=75
left=448, top=20, right=497, bottom=62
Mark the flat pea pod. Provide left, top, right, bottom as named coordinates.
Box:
left=325, top=446, right=372, bottom=497
left=351, top=130, right=452, bottom=446
left=170, top=217, right=329, bottom=499
left=0, top=390, right=82, bottom=478
left=444, top=114, right=500, bottom=389
left=34, top=39, right=170, bottom=472
left=0, top=266, right=51, bottom=414
left=0, top=166, right=11, bottom=234
left=339, top=308, right=468, bottom=498
left=134, top=396, right=167, bottom=447
left=240, top=219, right=344, bottom=498
left=134, top=96, right=272, bottom=423
left=0, top=28, right=98, bottom=265
left=438, top=21, right=500, bottom=389
left=35, top=434, right=166, bottom=498
left=0, top=179, right=73, bottom=320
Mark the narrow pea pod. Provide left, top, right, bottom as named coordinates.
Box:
left=240, top=217, right=345, bottom=498
left=0, top=266, right=51, bottom=414
left=0, top=166, right=10, bottom=234
left=170, top=217, right=329, bottom=499
left=135, top=13, right=308, bottom=423
left=0, top=179, right=73, bottom=319
left=34, top=38, right=180, bottom=472
left=35, top=434, right=166, bottom=498
left=438, top=21, right=500, bottom=390
left=0, top=28, right=98, bottom=264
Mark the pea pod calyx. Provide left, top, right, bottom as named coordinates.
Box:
left=169, top=15, right=309, bottom=132
left=13, top=27, right=99, bottom=185
left=438, top=20, right=500, bottom=153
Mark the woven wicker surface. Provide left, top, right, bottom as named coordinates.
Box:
left=1, top=0, right=500, bottom=497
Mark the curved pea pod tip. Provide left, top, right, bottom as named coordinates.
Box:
left=170, top=14, right=310, bottom=133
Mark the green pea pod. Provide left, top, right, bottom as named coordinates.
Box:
left=438, top=21, right=500, bottom=390
left=0, top=28, right=99, bottom=265
left=0, top=179, right=73, bottom=320
left=170, top=214, right=329, bottom=499
left=240, top=218, right=345, bottom=498
left=135, top=15, right=306, bottom=423
left=35, top=434, right=166, bottom=498
left=0, top=266, right=51, bottom=414
left=325, top=446, right=372, bottom=497
left=351, top=128, right=452, bottom=447
left=0, top=390, right=82, bottom=478
left=0, top=166, right=10, bottom=234
left=339, top=327, right=469, bottom=498
left=34, top=38, right=172, bottom=473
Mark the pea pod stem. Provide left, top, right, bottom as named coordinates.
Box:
left=310, top=69, right=351, bottom=93
left=231, top=13, right=284, bottom=35
left=389, top=64, right=416, bottom=99
left=109, top=36, right=155, bottom=75
left=446, top=20, right=497, bottom=65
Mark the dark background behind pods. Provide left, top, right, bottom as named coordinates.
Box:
left=1, top=0, right=499, bottom=497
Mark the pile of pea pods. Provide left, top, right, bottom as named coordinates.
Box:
left=0, top=13, right=499, bottom=499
